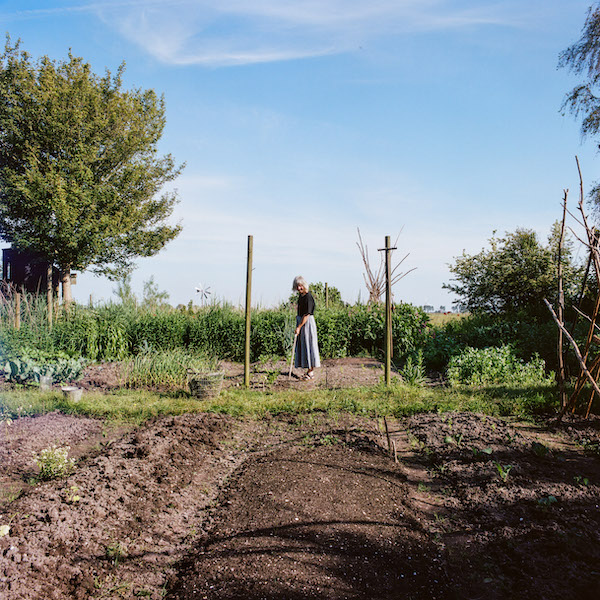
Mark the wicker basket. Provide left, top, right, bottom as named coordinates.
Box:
left=187, top=371, right=224, bottom=399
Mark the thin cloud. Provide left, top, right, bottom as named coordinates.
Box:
left=88, top=0, right=530, bottom=66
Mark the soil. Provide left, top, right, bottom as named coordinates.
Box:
left=1, top=358, right=600, bottom=599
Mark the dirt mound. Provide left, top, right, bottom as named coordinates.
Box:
left=1, top=410, right=600, bottom=599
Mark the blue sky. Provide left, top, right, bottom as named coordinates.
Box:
left=1, top=0, right=598, bottom=309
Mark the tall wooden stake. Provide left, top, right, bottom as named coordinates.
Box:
left=46, top=264, right=53, bottom=327
left=244, top=235, right=253, bottom=388
left=379, top=236, right=396, bottom=386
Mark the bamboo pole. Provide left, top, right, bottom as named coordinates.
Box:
left=557, top=190, right=568, bottom=409
left=244, top=235, right=253, bottom=388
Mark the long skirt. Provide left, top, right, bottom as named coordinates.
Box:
left=295, top=315, right=321, bottom=369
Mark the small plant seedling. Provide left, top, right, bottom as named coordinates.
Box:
left=494, top=461, right=513, bottom=483
left=64, top=485, right=81, bottom=504
left=531, top=441, right=549, bottom=458
left=574, top=475, right=590, bottom=486
left=105, top=541, right=128, bottom=566
left=537, top=495, right=558, bottom=508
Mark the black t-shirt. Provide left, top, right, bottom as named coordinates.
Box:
left=297, top=292, right=315, bottom=316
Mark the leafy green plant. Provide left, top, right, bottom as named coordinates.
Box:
left=447, top=345, right=554, bottom=386
left=33, top=445, right=76, bottom=480
left=537, top=495, right=558, bottom=508
left=2, top=349, right=86, bottom=385
left=494, top=461, right=513, bottom=483
left=400, top=351, right=426, bottom=387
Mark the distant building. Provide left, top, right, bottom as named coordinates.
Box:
left=1, top=248, right=60, bottom=294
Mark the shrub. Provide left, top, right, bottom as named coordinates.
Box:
left=33, top=445, right=76, bottom=480
left=446, top=345, right=554, bottom=386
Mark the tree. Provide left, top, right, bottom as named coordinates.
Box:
left=0, top=37, right=184, bottom=302
left=444, top=227, right=582, bottom=316
left=559, top=3, right=600, bottom=209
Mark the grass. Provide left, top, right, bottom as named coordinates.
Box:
left=0, top=381, right=561, bottom=424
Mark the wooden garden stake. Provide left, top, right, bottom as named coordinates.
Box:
left=379, top=236, right=396, bottom=386
left=47, top=264, right=53, bottom=327
left=244, top=235, right=253, bottom=388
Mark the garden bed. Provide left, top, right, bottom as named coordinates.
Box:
left=1, top=389, right=600, bottom=599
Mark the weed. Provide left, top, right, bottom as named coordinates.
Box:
left=105, top=540, right=128, bottom=566
left=63, top=485, right=81, bottom=504
left=494, top=461, right=513, bottom=483
left=33, top=445, right=75, bottom=480
left=574, top=475, right=590, bottom=486
left=417, top=482, right=430, bottom=493
left=531, top=441, right=549, bottom=458
left=537, top=495, right=558, bottom=508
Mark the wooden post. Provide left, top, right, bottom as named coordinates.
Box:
left=46, top=264, right=53, bottom=327
left=325, top=282, right=329, bottom=308
left=379, top=236, right=396, bottom=386
left=244, top=235, right=253, bottom=388
left=15, top=291, right=21, bottom=330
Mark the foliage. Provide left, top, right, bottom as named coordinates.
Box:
left=1, top=347, right=86, bottom=384
left=0, top=37, right=183, bottom=296
left=32, top=445, right=75, bottom=480
left=444, top=227, right=581, bottom=316
left=400, top=350, right=427, bottom=387
left=559, top=3, right=600, bottom=210
left=286, top=281, right=344, bottom=309
left=122, top=348, right=219, bottom=390
left=446, top=345, right=554, bottom=387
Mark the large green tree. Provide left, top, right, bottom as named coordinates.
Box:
left=444, top=227, right=582, bottom=316
left=0, top=37, right=183, bottom=301
left=559, top=3, right=600, bottom=208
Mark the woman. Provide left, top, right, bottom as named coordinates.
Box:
left=292, top=275, right=321, bottom=380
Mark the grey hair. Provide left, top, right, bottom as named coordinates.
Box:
left=292, top=276, right=308, bottom=291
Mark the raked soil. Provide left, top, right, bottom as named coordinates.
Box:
left=1, top=360, right=600, bottom=599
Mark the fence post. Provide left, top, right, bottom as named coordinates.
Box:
left=244, top=235, right=253, bottom=388
left=384, top=236, right=392, bottom=386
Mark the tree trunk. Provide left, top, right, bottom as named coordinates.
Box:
left=60, top=266, right=73, bottom=305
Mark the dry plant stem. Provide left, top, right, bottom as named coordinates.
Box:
left=544, top=298, right=600, bottom=419
left=557, top=190, right=568, bottom=409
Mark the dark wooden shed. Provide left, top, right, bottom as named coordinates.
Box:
left=2, top=248, right=60, bottom=294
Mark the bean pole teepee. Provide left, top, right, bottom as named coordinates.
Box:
left=545, top=158, right=600, bottom=419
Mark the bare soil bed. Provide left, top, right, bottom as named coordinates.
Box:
left=1, top=359, right=600, bottom=599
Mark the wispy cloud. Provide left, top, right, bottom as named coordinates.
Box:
left=78, top=0, right=526, bottom=66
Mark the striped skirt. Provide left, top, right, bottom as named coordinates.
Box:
left=295, top=315, right=321, bottom=369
